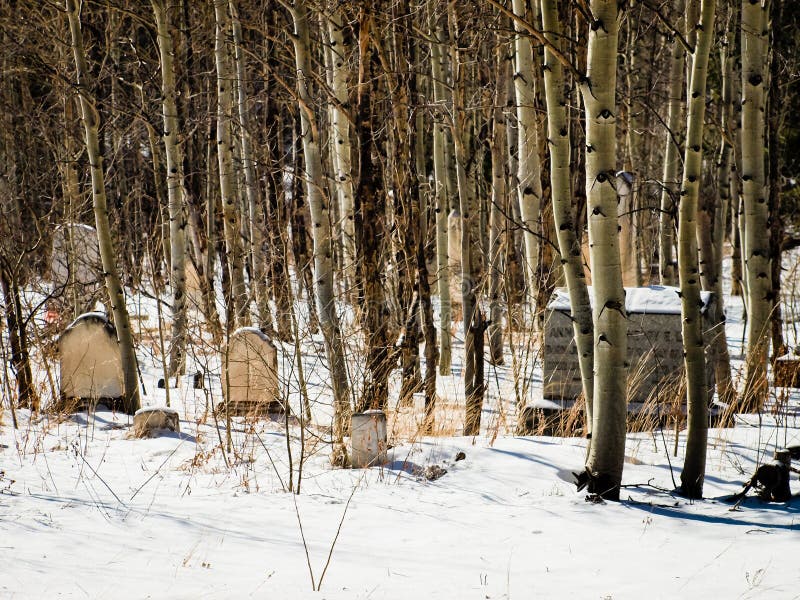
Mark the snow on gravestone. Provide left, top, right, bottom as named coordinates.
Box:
left=221, top=327, right=281, bottom=415
left=50, top=224, right=103, bottom=316
left=58, top=312, right=123, bottom=406
left=543, top=286, right=714, bottom=405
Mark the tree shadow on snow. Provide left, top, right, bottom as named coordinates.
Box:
left=624, top=495, right=800, bottom=531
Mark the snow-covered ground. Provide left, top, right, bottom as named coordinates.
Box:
left=3, top=265, right=800, bottom=598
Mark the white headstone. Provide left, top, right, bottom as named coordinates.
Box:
left=58, top=312, right=123, bottom=404
left=351, top=410, right=388, bottom=468
left=221, top=327, right=281, bottom=415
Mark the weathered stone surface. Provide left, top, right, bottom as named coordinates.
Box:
left=131, top=406, right=180, bottom=438
left=221, top=327, right=281, bottom=416
left=543, top=286, right=713, bottom=403
left=351, top=410, right=388, bottom=468
left=58, top=312, right=123, bottom=405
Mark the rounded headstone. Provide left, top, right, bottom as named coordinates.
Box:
left=58, top=312, right=123, bottom=404
left=221, top=327, right=281, bottom=416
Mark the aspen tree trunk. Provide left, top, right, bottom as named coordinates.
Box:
left=767, top=0, right=786, bottom=358
left=0, top=270, right=37, bottom=411
left=353, top=14, right=390, bottom=414
left=326, top=6, right=356, bottom=291
left=151, top=0, right=188, bottom=378
left=488, top=41, right=509, bottom=366
left=740, top=0, right=771, bottom=410
left=214, top=0, right=248, bottom=328
left=289, top=0, right=351, bottom=461
left=710, top=6, right=735, bottom=407
left=658, top=0, right=684, bottom=285
left=677, top=0, right=715, bottom=499
left=621, top=8, right=641, bottom=287
left=230, top=0, right=272, bottom=331
left=581, top=0, right=626, bottom=500
left=65, top=0, right=140, bottom=414
left=729, top=6, right=744, bottom=298
left=511, top=0, right=543, bottom=312
left=540, top=0, right=594, bottom=433
left=450, top=4, right=485, bottom=436
left=415, top=78, right=438, bottom=430
left=429, top=18, right=452, bottom=375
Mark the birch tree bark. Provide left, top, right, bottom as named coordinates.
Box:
left=213, top=0, right=248, bottom=328
left=488, top=40, right=509, bottom=366
left=658, top=0, right=684, bottom=286
left=677, top=0, right=715, bottom=500
left=581, top=0, right=627, bottom=500
left=740, top=0, right=771, bottom=410
left=708, top=4, right=735, bottom=407
left=289, top=0, right=351, bottom=462
left=230, top=0, right=272, bottom=331
left=511, top=0, right=543, bottom=313
left=151, top=0, right=188, bottom=378
left=326, top=6, right=356, bottom=291
left=65, top=0, right=140, bottom=414
left=450, top=4, right=485, bottom=436
left=540, top=0, right=594, bottom=433
left=429, top=15, right=452, bottom=375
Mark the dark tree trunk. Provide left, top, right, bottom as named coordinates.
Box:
left=1, top=270, right=38, bottom=411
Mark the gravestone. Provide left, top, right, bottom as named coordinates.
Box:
left=543, top=286, right=713, bottom=405
left=50, top=224, right=103, bottom=320
left=351, top=410, right=388, bottom=468
left=221, top=327, right=281, bottom=416
left=131, top=406, right=180, bottom=438
left=58, top=312, right=123, bottom=408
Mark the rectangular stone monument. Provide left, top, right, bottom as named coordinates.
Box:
left=58, top=312, right=124, bottom=409
left=221, top=327, right=281, bottom=416
left=543, top=286, right=713, bottom=405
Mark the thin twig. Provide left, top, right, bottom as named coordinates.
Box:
left=317, top=476, right=360, bottom=591
left=292, top=492, right=317, bottom=590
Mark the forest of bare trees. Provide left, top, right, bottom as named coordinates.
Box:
left=1, top=0, right=799, bottom=502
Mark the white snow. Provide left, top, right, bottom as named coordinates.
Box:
left=548, top=285, right=713, bottom=315
left=3, top=264, right=800, bottom=599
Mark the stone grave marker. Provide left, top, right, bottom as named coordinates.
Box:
left=58, top=312, right=123, bottom=408
left=221, top=327, right=281, bottom=416
left=131, top=407, right=180, bottom=438
left=543, top=286, right=713, bottom=405
left=351, top=409, right=388, bottom=468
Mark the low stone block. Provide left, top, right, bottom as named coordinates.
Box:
left=351, top=410, right=388, bottom=468
left=131, top=407, right=180, bottom=438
